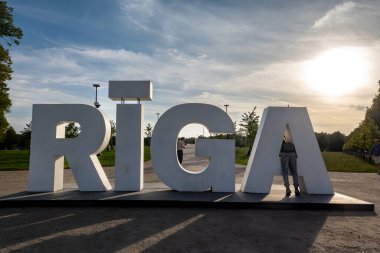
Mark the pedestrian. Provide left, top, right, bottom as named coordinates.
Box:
left=279, top=137, right=300, bottom=197
left=177, top=137, right=186, bottom=164
left=369, top=139, right=380, bottom=175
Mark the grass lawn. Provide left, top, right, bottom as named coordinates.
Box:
left=321, top=152, right=376, bottom=173
left=98, top=146, right=151, bottom=167
left=0, top=147, right=376, bottom=173
left=235, top=147, right=376, bottom=173
left=0, top=150, right=30, bottom=170
left=0, top=146, right=151, bottom=171
left=235, top=147, right=250, bottom=165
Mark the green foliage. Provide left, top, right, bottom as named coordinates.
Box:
left=0, top=1, right=23, bottom=139
left=238, top=107, right=260, bottom=154
left=65, top=123, right=80, bottom=138
left=321, top=152, right=375, bottom=173
left=328, top=131, right=346, bottom=151
left=110, top=120, right=116, bottom=137
left=0, top=146, right=152, bottom=170
left=365, top=82, right=380, bottom=128
left=19, top=121, right=31, bottom=149
left=345, top=81, right=380, bottom=151
left=109, top=120, right=116, bottom=148
left=343, top=118, right=380, bottom=151
left=185, top=137, right=195, bottom=144
left=235, top=147, right=249, bottom=165
left=0, top=150, right=29, bottom=170
left=315, top=132, right=328, bottom=151
left=0, top=2, right=23, bottom=46
left=0, top=41, right=12, bottom=138
left=3, top=125, right=17, bottom=149
left=235, top=150, right=376, bottom=173
left=234, top=133, right=246, bottom=147
left=144, top=123, right=153, bottom=138
left=144, top=123, right=153, bottom=146
left=0, top=147, right=375, bottom=173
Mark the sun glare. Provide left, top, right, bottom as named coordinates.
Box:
left=303, top=47, right=369, bottom=97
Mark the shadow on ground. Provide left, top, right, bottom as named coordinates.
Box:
left=0, top=207, right=376, bottom=253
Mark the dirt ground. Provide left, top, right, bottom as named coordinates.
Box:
left=0, top=146, right=379, bottom=253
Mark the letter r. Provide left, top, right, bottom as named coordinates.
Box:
left=28, top=104, right=111, bottom=192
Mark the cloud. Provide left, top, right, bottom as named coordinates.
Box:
left=8, top=46, right=309, bottom=132
left=119, top=0, right=158, bottom=31
left=312, top=1, right=357, bottom=29
left=9, top=44, right=378, bottom=135
left=8, top=1, right=380, bottom=136
left=350, top=105, right=367, bottom=111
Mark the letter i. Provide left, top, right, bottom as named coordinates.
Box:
left=109, top=81, right=152, bottom=191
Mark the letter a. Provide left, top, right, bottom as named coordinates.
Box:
left=240, top=107, right=334, bottom=194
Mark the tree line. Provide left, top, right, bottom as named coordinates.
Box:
left=343, top=81, right=380, bottom=152
left=1, top=106, right=349, bottom=153
left=0, top=2, right=371, bottom=154
left=0, top=2, right=23, bottom=145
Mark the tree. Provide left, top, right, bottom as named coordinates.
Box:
left=3, top=125, right=17, bottom=149
left=145, top=123, right=153, bottom=138
left=327, top=131, right=346, bottom=151
left=365, top=81, right=380, bottom=128
left=144, top=123, right=153, bottom=146
left=344, top=118, right=380, bottom=151
left=315, top=132, right=328, bottom=151
left=239, top=107, right=260, bottom=155
left=109, top=120, right=116, bottom=148
left=0, top=2, right=23, bottom=140
left=19, top=121, right=31, bottom=149
left=344, top=81, right=380, bottom=151
left=65, top=123, right=80, bottom=138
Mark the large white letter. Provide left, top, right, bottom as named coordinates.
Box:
left=109, top=81, right=152, bottom=191
left=151, top=103, right=235, bottom=192
left=28, top=104, right=111, bottom=192
left=240, top=107, right=334, bottom=194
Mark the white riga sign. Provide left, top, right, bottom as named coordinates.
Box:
left=28, top=81, right=334, bottom=194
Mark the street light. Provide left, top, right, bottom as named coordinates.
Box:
left=93, top=84, right=101, bottom=108
left=224, top=104, right=230, bottom=139
left=224, top=104, right=229, bottom=114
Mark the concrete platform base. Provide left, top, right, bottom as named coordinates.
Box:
left=0, top=183, right=374, bottom=210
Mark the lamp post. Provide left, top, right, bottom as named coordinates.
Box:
left=224, top=104, right=229, bottom=114
left=92, top=84, right=102, bottom=156
left=224, top=104, right=230, bottom=139
left=93, top=84, right=101, bottom=108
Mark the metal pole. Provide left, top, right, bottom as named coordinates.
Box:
left=93, top=84, right=101, bottom=108
left=224, top=104, right=229, bottom=114
left=224, top=104, right=230, bottom=139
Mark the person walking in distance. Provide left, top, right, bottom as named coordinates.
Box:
left=177, top=137, right=186, bottom=164
left=369, top=139, right=380, bottom=175
left=279, top=137, right=300, bottom=197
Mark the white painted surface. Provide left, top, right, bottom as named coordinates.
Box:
left=240, top=107, right=334, bottom=194
left=195, top=139, right=235, bottom=192
left=28, top=104, right=112, bottom=192
left=151, top=103, right=235, bottom=192
left=108, top=81, right=152, bottom=101
left=114, top=104, right=144, bottom=191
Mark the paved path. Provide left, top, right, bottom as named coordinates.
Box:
left=0, top=147, right=379, bottom=252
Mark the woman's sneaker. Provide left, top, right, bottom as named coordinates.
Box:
left=295, top=189, right=301, bottom=196
left=286, top=189, right=291, bottom=197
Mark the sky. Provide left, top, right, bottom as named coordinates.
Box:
left=5, top=0, right=380, bottom=137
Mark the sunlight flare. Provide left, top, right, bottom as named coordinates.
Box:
left=302, top=47, right=370, bottom=96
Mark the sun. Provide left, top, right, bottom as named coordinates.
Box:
left=302, top=47, right=370, bottom=97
